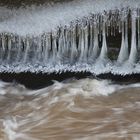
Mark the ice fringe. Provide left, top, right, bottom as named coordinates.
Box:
left=0, top=0, right=140, bottom=75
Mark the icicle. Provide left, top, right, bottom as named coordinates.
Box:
left=16, top=37, right=22, bottom=62
left=119, top=20, right=122, bottom=33
left=1, top=35, right=5, bottom=51
left=78, top=22, right=89, bottom=62
left=129, top=10, right=137, bottom=64
left=66, top=29, right=71, bottom=54
left=88, top=20, right=94, bottom=56
left=52, top=36, right=58, bottom=64
left=55, top=27, right=63, bottom=62
left=99, top=19, right=108, bottom=60
left=83, top=25, right=89, bottom=62
left=57, top=29, right=63, bottom=57
left=23, top=38, right=30, bottom=63
left=89, top=14, right=99, bottom=62
left=39, top=37, right=43, bottom=61
left=43, top=34, right=51, bottom=64
left=7, top=36, right=12, bottom=63
left=79, top=25, right=85, bottom=62
left=99, top=15, right=103, bottom=42
left=77, top=24, right=82, bottom=52
left=61, top=28, right=67, bottom=55
left=63, top=27, right=68, bottom=54
left=34, top=36, right=43, bottom=64
left=70, top=26, right=78, bottom=63
left=91, top=23, right=99, bottom=59
left=44, top=36, right=49, bottom=64
left=124, top=18, right=129, bottom=58
left=0, top=36, right=1, bottom=49
left=138, top=9, right=140, bottom=49
left=41, top=35, right=46, bottom=60
left=117, top=19, right=129, bottom=63
left=0, top=35, right=4, bottom=61
left=137, top=9, right=140, bottom=34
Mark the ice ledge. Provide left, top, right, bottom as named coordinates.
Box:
left=0, top=0, right=140, bottom=37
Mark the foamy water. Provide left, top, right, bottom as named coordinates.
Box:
left=0, top=78, right=140, bottom=140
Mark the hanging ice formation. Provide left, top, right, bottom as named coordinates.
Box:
left=0, top=7, right=140, bottom=75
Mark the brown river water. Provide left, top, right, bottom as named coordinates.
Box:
left=0, top=78, right=139, bottom=140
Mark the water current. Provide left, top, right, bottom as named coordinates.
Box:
left=0, top=78, right=140, bottom=140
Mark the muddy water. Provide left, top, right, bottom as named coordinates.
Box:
left=0, top=78, right=139, bottom=140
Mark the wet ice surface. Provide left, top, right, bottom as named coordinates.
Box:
left=0, top=0, right=140, bottom=75
left=0, top=78, right=140, bottom=140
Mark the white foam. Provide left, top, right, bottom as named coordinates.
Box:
left=32, top=78, right=121, bottom=98
left=3, top=117, right=37, bottom=140
left=3, top=118, right=18, bottom=140
left=0, top=0, right=140, bottom=36
left=0, top=81, right=11, bottom=95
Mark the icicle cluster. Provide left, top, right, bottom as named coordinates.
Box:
left=0, top=8, right=140, bottom=75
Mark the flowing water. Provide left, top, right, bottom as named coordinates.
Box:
left=0, top=78, right=140, bottom=140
